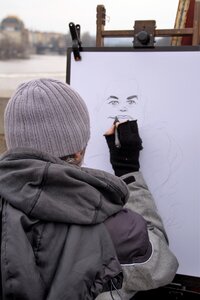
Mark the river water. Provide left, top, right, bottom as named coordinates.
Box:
left=0, top=54, right=67, bottom=96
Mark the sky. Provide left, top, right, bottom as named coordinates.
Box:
left=0, top=0, right=179, bottom=35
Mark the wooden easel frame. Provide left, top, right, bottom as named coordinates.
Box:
left=96, top=1, right=200, bottom=47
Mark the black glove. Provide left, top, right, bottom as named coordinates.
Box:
left=105, top=120, right=143, bottom=177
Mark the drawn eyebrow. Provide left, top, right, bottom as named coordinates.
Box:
left=127, top=95, right=138, bottom=100
left=107, top=95, right=119, bottom=100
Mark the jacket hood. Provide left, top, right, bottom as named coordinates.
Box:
left=0, top=148, right=129, bottom=224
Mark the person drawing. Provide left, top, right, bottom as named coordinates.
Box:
left=0, top=78, right=178, bottom=300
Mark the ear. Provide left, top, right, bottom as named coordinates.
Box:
left=74, top=149, right=85, bottom=165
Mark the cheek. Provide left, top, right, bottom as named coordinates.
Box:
left=112, top=105, right=119, bottom=110
left=106, top=104, right=119, bottom=112
left=128, top=105, right=139, bottom=112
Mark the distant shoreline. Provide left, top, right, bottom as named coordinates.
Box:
left=0, top=54, right=66, bottom=97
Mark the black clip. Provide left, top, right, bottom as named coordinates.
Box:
left=69, top=22, right=82, bottom=61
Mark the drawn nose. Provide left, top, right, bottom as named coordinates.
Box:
left=120, top=106, right=127, bottom=112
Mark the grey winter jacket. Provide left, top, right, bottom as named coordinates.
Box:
left=0, top=148, right=178, bottom=300
left=0, top=148, right=131, bottom=300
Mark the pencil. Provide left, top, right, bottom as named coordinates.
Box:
left=114, top=117, right=121, bottom=148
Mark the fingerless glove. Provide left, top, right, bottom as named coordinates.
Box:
left=105, top=120, right=143, bottom=176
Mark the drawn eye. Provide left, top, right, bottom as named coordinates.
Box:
left=108, top=100, right=119, bottom=106
left=127, top=95, right=138, bottom=105
left=127, top=99, right=136, bottom=105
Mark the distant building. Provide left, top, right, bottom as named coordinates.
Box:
left=0, top=15, right=25, bottom=31
left=0, top=15, right=29, bottom=44
left=0, top=16, right=29, bottom=59
left=29, top=30, right=67, bottom=54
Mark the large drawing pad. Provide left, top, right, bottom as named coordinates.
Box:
left=67, top=46, right=200, bottom=276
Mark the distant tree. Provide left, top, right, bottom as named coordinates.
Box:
left=65, top=31, right=96, bottom=49
left=155, top=37, right=171, bottom=46
left=82, top=32, right=96, bottom=47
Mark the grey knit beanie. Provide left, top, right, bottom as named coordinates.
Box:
left=4, top=78, right=90, bottom=157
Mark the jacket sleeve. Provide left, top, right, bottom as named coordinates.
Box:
left=120, top=171, right=179, bottom=291
left=95, top=171, right=179, bottom=300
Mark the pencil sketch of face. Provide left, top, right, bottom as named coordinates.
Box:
left=98, top=79, right=145, bottom=128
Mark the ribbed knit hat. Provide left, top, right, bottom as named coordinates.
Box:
left=4, top=78, right=90, bottom=157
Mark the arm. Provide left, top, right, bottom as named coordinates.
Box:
left=103, top=120, right=179, bottom=295
left=121, top=170, right=179, bottom=291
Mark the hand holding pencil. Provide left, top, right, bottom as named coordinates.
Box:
left=104, top=119, right=143, bottom=177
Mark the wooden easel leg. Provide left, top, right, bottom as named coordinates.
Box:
left=192, top=0, right=200, bottom=45
left=96, top=5, right=106, bottom=47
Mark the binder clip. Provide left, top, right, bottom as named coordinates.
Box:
left=69, top=22, right=82, bottom=61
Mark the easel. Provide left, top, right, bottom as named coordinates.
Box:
left=94, top=2, right=200, bottom=298
left=96, top=1, right=200, bottom=47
